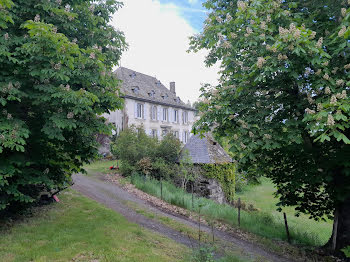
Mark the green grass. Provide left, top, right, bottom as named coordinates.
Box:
left=128, top=173, right=330, bottom=247
left=236, top=177, right=332, bottom=246
left=0, top=190, right=190, bottom=262
left=83, top=159, right=119, bottom=175
left=83, top=160, right=331, bottom=247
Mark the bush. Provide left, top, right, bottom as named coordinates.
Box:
left=119, top=161, right=136, bottom=176
left=112, top=127, right=181, bottom=178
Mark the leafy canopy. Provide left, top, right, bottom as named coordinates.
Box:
left=0, top=0, right=127, bottom=213
left=190, top=0, right=350, bottom=220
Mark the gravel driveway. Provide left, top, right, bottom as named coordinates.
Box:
left=72, top=173, right=292, bottom=262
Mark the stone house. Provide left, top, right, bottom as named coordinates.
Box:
left=103, top=67, right=196, bottom=143
left=179, top=133, right=233, bottom=204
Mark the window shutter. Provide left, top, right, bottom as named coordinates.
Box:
left=158, top=106, right=162, bottom=121
left=134, top=102, right=138, bottom=118
left=143, top=104, right=147, bottom=119
left=169, top=108, right=173, bottom=122
left=157, top=129, right=160, bottom=138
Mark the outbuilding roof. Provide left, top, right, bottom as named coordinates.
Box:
left=115, top=67, right=194, bottom=110
left=181, top=134, right=232, bottom=164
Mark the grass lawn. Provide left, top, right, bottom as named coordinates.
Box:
left=236, top=178, right=332, bottom=246
left=83, top=159, right=119, bottom=175
left=0, top=190, right=190, bottom=262
left=83, top=161, right=332, bottom=247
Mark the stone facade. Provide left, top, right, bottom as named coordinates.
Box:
left=103, top=67, right=196, bottom=143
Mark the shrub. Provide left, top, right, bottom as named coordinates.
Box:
left=112, top=127, right=181, bottom=178
left=119, top=161, right=136, bottom=176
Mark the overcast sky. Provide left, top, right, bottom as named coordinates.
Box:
left=111, top=0, right=220, bottom=103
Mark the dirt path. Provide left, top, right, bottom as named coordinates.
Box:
left=72, top=173, right=292, bottom=262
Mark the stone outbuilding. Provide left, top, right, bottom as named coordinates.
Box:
left=179, top=133, right=234, bottom=204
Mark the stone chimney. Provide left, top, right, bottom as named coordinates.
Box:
left=170, top=82, right=176, bottom=94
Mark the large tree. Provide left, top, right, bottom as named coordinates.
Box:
left=0, top=0, right=126, bottom=213
left=189, top=0, right=350, bottom=255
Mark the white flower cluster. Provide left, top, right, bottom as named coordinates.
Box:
left=325, top=86, right=331, bottom=94
left=264, top=134, right=272, bottom=139
left=336, top=79, right=345, bottom=86
left=257, top=57, right=266, bottom=68
left=222, top=41, right=232, bottom=49
left=34, top=14, right=40, bottom=22
left=327, top=114, right=335, bottom=126
left=226, top=13, right=232, bottom=23
left=315, top=37, right=323, bottom=48
left=344, top=64, right=350, bottom=70
left=237, top=1, right=247, bottom=11
left=341, top=8, right=347, bottom=17
left=277, top=54, right=288, bottom=60
left=330, top=95, right=337, bottom=105
left=305, top=108, right=315, bottom=114
left=4, top=33, right=9, bottom=40
left=339, top=26, right=347, bottom=37
left=245, top=27, right=253, bottom=37
left=67, top=112, right=74, bottom=119
left=216, top=16, right=223, bottom=23
left=230, top=32, right=237, bottom=39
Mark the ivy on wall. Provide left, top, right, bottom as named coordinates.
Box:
left=201, top=163, right=236, bottom=202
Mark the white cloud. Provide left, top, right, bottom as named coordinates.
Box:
left=111, top=0, right=219, bottom=103
left=188, top=0, right=199, bottom=5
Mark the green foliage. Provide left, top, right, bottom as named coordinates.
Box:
left=0, top=0, right=127, bottom=213
left=111, top=126, right=158, bottom=166
left=201, top=164, right=236, bottom=202
left=342, top=246, right=350, bottom=258
left=112, top=126, right=181, bottom=178
left=129, top=172, right=326, bottom=246
left=189, top=0, right=350, bottom=225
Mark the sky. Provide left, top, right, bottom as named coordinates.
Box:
left=111, top=0, right=220, bottom=103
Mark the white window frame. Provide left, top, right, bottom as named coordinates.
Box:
left=151, top=105, right=157, bottom=120
left=174, top=131, right=179, bottom=139
left=174, top=110, right=179, bottom=123
left=183, top=131, right=189, bottom=143
left=152, top=129, right=158, bottom=138
left=136, top=103, right=144, bottom=119
left=163, top=108, right=168, bottom=122
left=182, top=111, right=188, bottom=124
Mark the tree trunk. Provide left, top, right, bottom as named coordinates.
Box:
left=326, top=196, right=350, bottom=259
left=335, top=196, right=350, bottom=257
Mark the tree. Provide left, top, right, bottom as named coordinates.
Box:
left=189, top=0, right=350, bottom=255
left=0, top=0, right=127, bottom=213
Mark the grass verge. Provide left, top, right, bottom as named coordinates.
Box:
left=0, top=190, right=189, bottom=262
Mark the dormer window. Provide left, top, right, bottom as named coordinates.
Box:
left=129, top=72, right=136, bottom=78
left=155, top=80, right=161, bottom=86
left=132, top=86, right=140, bottom=94
left=148, top=90, right=156, bottom=98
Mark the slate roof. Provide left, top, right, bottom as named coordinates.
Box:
left=181, top=134, right=232, bottom=164
left=115, top=67, right=194, bottom=110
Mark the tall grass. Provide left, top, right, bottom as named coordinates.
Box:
left=130, top=173, right=326, bottom=247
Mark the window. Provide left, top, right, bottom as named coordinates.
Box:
left=183, top=131, right=189, bottom=143
left=136, top=103, right=143, bottom=118
left=162, top=108, right=168, bottom=121
left=174, top=131, right=179, bottom=139
left=162, top=129, right=168, bottom=136
left=174, top=110, right=179, bottom=123
left=132, top=86, right=140, bottom=94
left=151, top=105, right=157, bottom=120
left=152, top=129, right=158, bottom=138
left=182, top=111, right=188, bottom=124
